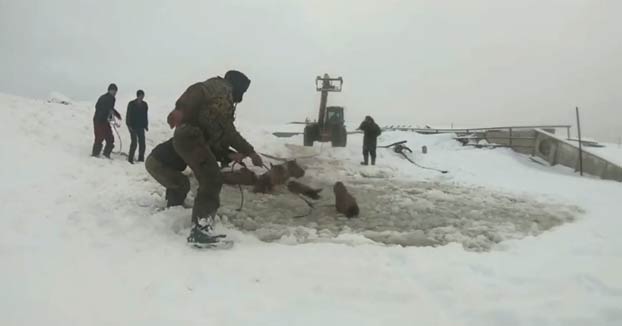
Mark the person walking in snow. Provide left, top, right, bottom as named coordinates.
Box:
left=167, top=70, right=263, bottom=247
left=357, top=115, right=381, bottom=165
left=126, top=90, right=149, bottom=164
left=92, top=83, right=122, bottom=158
left=145, top=138, right=189, bottom=207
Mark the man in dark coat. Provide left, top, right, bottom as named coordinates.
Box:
left=145, top=138, right=189, bottom=207
left=92, top=83, right=122, bottom=158
left=357, top=115, right=382, bottom=165
left=126, top=89, right=149, bottom=163
left=167, top=70, right=263, bottom=246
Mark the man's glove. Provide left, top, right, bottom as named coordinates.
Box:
left=167, top=110, right=184, bottom=129
left=145, top=127, right=149, bottom=132
left=249, top=152, right=263, bottom=167
left=228, top=152, right=246, bottom=163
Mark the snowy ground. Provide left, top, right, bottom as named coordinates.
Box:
left=588, top=142, right=622, bottom=166
left=1, top=93, right=621, bottom=325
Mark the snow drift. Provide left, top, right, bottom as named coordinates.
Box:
left=1, top=92, right=621, bottom=326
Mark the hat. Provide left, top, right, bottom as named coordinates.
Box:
left=224, top=70, right=251, bottom=102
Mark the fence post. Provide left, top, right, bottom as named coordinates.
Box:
left=509, top=127, right=513, bottom=147
left=576, top=107, right=583, bottom=176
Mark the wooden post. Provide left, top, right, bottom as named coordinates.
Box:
left=509, top=127, right=513, bottom=147
left=566, top=126, right=571, bottom=140
left=576, top=107, right=583, bottom=176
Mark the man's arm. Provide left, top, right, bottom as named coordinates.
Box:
left=358, top=121, right=368, bottom=131
left=110, top=97, right=121, bottom=120
left=126, top=101, right=133, bottom=127
left=222, top=119, right=254, bottom=155
left=113, top=108, right=122, bottom=120
left=144, top=102, right=149, bottom=131
left=374, top=123, right=382, bottom=137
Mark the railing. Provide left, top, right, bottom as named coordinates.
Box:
left=382, top=124, right=571, bottom=136
left=382, top=125, right=572, bottom=148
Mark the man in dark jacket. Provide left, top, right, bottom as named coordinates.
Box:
left=145, top=138, right=189, bottom=207
left=126, top=90, right=149, bottom=163
left=166, top=70, right=263, bottom=246
left=92, top=83, right=122, bottom=158
left=357, top=115, right=382, bottom=165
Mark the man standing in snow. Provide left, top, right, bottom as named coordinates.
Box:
left=126, top=90, right=149, bottom=164
left=167, top=70, right=263, bottom=246
left=145, top=138, right=189, bottom=207
left=357, top=116, right=382, bottom=165
left=92, top=83, right=122, bottom=158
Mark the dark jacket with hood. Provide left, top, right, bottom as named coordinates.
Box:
left=358, top=117, right=382, bottom=145
left=173, top=76, right=254, bottom=155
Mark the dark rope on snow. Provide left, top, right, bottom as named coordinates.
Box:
left=398, top=152, right=448, bottom=174
left=259, top=152, right=319, bottom=162
left=231, top=161, right=245, bottom=212
left=111, top=121, right=122, bottom=153
left=110, top=118, right=127, bottom=157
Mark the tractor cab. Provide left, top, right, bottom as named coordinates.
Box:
left=325, top=106, right=344, bottom=126
left=319, top=106, right=345, bottom=142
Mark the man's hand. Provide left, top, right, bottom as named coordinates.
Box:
left=167, top=110, right=184, bottom=129
left=145, top=127, right=149, bottom=132
left=249, top=152, right=263, bottom=167
left=228, top=152, right=246, bottom=163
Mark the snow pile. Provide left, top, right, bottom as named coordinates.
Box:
left=47, top=91, right=72, bottom=105
left=588, top=142, right=622, bottom=166
left=1, top=92, right=621, bottom=326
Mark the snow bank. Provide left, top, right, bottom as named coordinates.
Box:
left=47, top=91, right=72, bottom=105
left=588, top=142, right=622, bottom=167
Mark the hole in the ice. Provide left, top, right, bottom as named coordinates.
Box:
left=218, top=180, right=581, bottom=252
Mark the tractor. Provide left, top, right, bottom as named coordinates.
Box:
left=303, top=74, right=347, bottom=147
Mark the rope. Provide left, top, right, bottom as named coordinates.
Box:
left=110, top=118, right=127, bottom=156
left=231, top=161, right=245, bottom=212
left=398, top=152, right=448, bottom=174
left=259, top=152, right=319, bottom=162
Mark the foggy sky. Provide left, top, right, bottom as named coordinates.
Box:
left=1, top=0, right=620, bottom=141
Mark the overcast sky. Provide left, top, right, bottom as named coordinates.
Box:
left=1, top=0, right=620, bottom=141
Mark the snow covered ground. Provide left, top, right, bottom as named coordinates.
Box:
left=1, top=92, right=621, bottom=325
left=588, top=142, right=622, bottom=167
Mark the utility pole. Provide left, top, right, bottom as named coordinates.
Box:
left=576, top=107, right=583, bottom=176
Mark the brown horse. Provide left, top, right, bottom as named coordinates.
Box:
left=333, top=182, right=359, bottom=218
left=287, top=181, right=322, bottom=200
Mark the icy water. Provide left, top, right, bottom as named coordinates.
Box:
left=215, top=178, right=580, bottom=251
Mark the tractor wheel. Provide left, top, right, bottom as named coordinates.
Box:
left=303, top=126, right=314, bottom=146
left=332, top=126, right=347, bottom=147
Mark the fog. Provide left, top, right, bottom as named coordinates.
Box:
left=1, top=0, right=620, bottom=141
